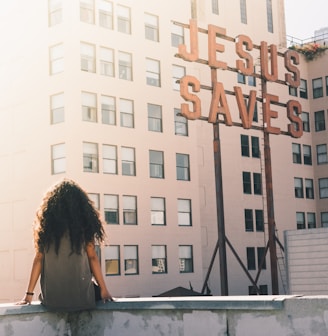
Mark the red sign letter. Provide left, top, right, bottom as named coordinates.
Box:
left=260, top=42, right=278, bottom=82
left=208, top=25, right=227, bottom=70
left=263, top=94, right=280, bottom=134
left=284, top=50, right=300, bottom=88
left=287, top=100, right=303, bottom=138
left=178, top=19, right=199, bottom=62
left=208, top=82, right=232, bottom=125
left=180, top=75, right=201, bottom=120
left=235, top=35, right=254, bottom=76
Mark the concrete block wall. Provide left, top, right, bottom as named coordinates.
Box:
left=1, top=296, right=328, bottom=336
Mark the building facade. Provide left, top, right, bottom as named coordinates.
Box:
left=0, top=0, right=327, bottom=302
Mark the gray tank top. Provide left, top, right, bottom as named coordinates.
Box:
left=40, top=235, right=96, bottom=311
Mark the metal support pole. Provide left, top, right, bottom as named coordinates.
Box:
left=213, top=122, right=229, bottom=295
left=262, top=80, right=279, bottom=295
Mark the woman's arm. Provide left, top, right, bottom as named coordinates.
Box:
left=16, top=251, right=43, bottom=305
left=86, top=242, right=114, bottom=302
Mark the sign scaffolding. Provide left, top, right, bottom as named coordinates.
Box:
left=175, top=19, right=302, bottom=295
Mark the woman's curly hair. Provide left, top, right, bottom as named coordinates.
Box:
left=34, top=179, right=105, bottom=255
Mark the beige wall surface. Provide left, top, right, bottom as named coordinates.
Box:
left=0, top=0, right=327, bottom=302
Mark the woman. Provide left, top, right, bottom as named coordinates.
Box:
left=17, top=179, right=113, bottom=311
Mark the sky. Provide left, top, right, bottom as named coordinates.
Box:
left=284, top=0, right=328, bottom=40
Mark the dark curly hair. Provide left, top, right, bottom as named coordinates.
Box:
left=34, top=179, right=105, bottom=255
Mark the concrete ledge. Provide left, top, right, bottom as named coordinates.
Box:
left=0, top=295, right=288, bottom=316
left=1, top=295, right=328, bottom=336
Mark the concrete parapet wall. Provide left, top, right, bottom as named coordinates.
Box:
left=1, top=296, right=328, bottom=335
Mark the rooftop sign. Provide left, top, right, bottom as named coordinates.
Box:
left=177, top=20, right=303, bottom=138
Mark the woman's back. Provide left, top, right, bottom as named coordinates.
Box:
left=40, top=234, right=95, bottom=311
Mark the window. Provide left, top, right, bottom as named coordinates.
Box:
left=244, top=209, right=253, bottom=232
left=124, top=245, right=138, bottom=275
left=319, top=178, right=328, bottom=198
left=48, top=0, right=62, bottom=26
left=104, top=194, right=119, bottom=224
left=288, top=84, right=297, bottom=96
left=266, top=0, right=273, bottom=32
left=148, top=104, right=162, bottom=132
left=80, top=42, right=95, bottom=72
left=51, top=143, right=65, bottom=174
left=300, top=79, right=308, bottom=99
left=174, top=108, right=188, bottom=136
left=172, top=65, right=185, bottom=90
left=240, top=0, right=247, bottom=24
left=307, top=213, right=316, bottom=229
left=253, top=102, right=258, bottom=122
left=255, top=210, right=264, bottom=232
left=105, top=245, right=120, bottom=275
left=248, top=74, right=256, bottom=87
left=315, top=110, right=326, bottom=131
left=251, top=137, right=260, bottom=158
left=123, top=195, right=137, bottom=225
left=145, top=13, right=159, bottom=42
left=80, top=0, right=94, bottom=24
left=117, top=5, right=131, bottom=34
left=322, top=212, right=328, bottom=228
left=249, top=285, right=268, bottom=295
left=118, top=51, right=132, bottom=80
left=178, top=199, right=192, bottom=226
left=121, top=146, right=135, bottom=176
left=317, top=144, right=328, bottom=164
left=151, top=197, right=165, bottom=225
left=237, top=72, right=246, bottom=84
left=179, top=245, right=193, bottom=273
left=101, top=95, right=116, bottom=125
left=88, top=193, right=99, bottom=209
left=103, top=144, right=117, bottom=174
left=82, top=92, right=97, bottom=122
left=253, top=173, right=262, bottom=195
left=50, top=92, right=64, bottom=124
left=242, top=135, right=260, bottom=158
left=296, top=212, right=305, bottom=229
left=302, top=112, right=310, bottom=132
left=257, top=247, right=266, bottom=270
left=171, top=23, right=184, bottom=47
left=245, top=209, right=264, bottom=232
left=292, top=143, right=301, bottom=164
left=294, top=178, right=304, bottom=198
left=243, top=172, right=251, bottom=194
left=246, top=247, right=256, bottom=270
left=99, top=0, right=113, bottom=29
left=146, top=58, right=161, bottom=87
left=305, top=179, right=314, bottom=199
left=212, top=0, right=219, bottom=14
left=83, top=142, right=98, bottom=173
left=241, top=135, right=249, bottom=157
left=303, top=145, right=312, bottom=165
left=49, top=43, right=64, bottom=75
left=152, top=245, right=167, bottom=273
left=149, top=150, right=164, bottom=178
left=313, top=78, right=323, bottom=98
left=176, top=153, right=190, bottom=181
left=120, top=98, right=134, bottom=128
left=100, top=47, right=114, bottom=77
left=326, top=76, right=328, bottom=96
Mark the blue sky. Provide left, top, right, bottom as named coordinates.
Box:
left=285, top=0, right=328, bottom=39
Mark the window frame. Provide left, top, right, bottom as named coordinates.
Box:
left=51, top=143, right=66, bottom=174
left=149, top=150, right=164, bottom=178
left=104, top=194, right=119, bottom=224
left=83, top=142, right=99, bottom=173
left=105, top=245, right=120, bottom=276
left=152, top=245, right=167, bottom=274
left=179, top=245, right=194, bottom=273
